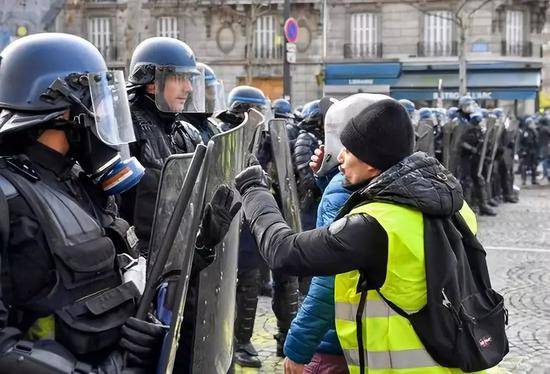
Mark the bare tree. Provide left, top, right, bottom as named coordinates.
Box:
left=405, top=0, right=494, bottom=95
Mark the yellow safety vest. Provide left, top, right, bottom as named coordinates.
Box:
left=334, top=201, right=482, bottom=374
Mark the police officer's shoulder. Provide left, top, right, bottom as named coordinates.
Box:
left=0, top=174, right=18, bottom=199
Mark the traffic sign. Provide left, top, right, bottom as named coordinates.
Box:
left=284, top=18, right=299, bottom=43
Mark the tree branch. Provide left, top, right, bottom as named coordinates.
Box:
left=467, top=0, right=494, bottom=18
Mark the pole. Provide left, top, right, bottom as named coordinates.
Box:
left=283, top=0, right=291, bottom=101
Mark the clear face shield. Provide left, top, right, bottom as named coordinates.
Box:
left=85, top=70, right=144, bottom=194
left=154, top=65, right=205, bottom=113
left=205, top=79, right=226, bottom=113
left=88, top=70, right=135, bottom=145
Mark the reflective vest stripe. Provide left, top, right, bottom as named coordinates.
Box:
left=341, top=348, right=439, bottom=370
left=335, top=299, right=397, bottom=320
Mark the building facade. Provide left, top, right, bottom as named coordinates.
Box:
left=13, top=0, right=549, bottom=115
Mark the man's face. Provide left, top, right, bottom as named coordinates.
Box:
left=163, top=74, right=192, bottom=112
left=337, top=147, right=379, bottom=185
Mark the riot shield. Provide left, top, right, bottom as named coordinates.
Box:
left=154, top=148, right=210, bottom=374
left=245, top=108, right=266, bottom=156
left=476, top=119, right=491, bottom=178
left=268, top=118, right=303, bottom=232
left=487, top=118, right=504, bottom=185
left=415, top=119, right=435, bottom=156
left=441, top=119, right=456, bottom=169
left=191, top=107, right=264, bottom=373
left=447, top=118, right=468, bottom=178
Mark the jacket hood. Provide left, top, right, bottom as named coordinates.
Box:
left=358, top=152, right=464, bottom=216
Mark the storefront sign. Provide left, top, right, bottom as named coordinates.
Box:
left=433, top=91, right=493, bottom=100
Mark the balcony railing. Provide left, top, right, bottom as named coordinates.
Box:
left=343, top=43, right=383, bottom=59
left=501, top=41, right=534, bottom=57
left=98, top=45, right=118, bottom=62
left=417, top=41, right=458, bottom=57
left=253, top=44, right=283, bottom=60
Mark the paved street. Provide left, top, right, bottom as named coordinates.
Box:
left=235, top=180, right=550, bottom=374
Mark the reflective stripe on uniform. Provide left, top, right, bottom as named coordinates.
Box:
left=335, top=299, right=397, bottom=320
left=342, top=348, right=439, bottom=370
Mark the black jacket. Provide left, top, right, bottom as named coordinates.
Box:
left=241, top=152, right=464, bottom=285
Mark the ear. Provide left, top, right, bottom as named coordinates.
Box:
left=365, top=163, right=382, bottom=177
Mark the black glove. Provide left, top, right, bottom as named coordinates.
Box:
left=119, top=316, right=167, bottom=369
left=235, top=165, right=270, bottom=195
left=196, top=185, right=242, bottom=251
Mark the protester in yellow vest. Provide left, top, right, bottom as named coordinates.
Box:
left=235, top=99, right=490, bottom=374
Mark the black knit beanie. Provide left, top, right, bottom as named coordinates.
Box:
left=340, top=99, right=415, bottom=171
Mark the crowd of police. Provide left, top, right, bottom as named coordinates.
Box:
left=0, top=30, right=538, bottom=374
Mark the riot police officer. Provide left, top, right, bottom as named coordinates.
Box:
left=273, top=98, right=300, bottom=142
left=293, top=99, right=323, bottom=232
left=457, top=108, right=497, bottom=215
left=518, top=116, right=540, bottom=185
left=0, top=33, right=165, bottom=373
left=122, top=37, right=206, bottom=254
left=415, top=108, right=435, bottom=156
left=178, top=62, right=223, bottom=143
left=123, top=37, right=238, bottom=374
left=223, top=87, right=299, bottom=367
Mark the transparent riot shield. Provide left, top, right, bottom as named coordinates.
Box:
left=415, top=119, right=435, bottom=157
left=191, top=106, right=264, bottom=373
left=447, top=118, right=468, bottom=178
left=441, top=119, right=455, bottom=169
left=487, top=118, right=504, bottom=185
left=477, top=119, right=491, bottom=179
left=155, top=149, right=210, bottom=374
left=246, top=108, right=266, bottom=156
left=268, top=118, right=303, bottom=232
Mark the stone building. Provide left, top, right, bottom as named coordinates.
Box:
left=21, top=0, right=550, bottom=114
left=0, top=0, right=64, bottom=50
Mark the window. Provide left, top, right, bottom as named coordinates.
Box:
left=254, top=15, right=281, bottom=59
left=505, top=10, right=523, bottom=56
left=157, top=16, right=179, bottom=39
left=88, top=17, right=112, bottom=59
left=424, top=11, right=453, bottom=57
left=350, top=13, right=378, bottom=58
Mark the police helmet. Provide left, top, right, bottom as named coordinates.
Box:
left=272, top=98, right=293, bottom=119
left=447, top=107, right=459, bottom=120
left=470, top=111, right=483, bottom=125
left=128, top=37, right=205, bottom=113
left=197, top=62, right=225, bottom=113
left=0, top=33, right=143, bottom=194
left=398, top=99, right=415, bottom=115
left=458, top=96, right=477, bottom=114
left=492, top=108, right=504, bottom=119
left=418, top=108, right=433, bottom=121
left=301, top=100, right=321, bottom=123
left=227, top=85, right=268, bottom=115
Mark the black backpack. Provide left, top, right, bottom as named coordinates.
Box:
left=373, top=213, right=509, bottom=372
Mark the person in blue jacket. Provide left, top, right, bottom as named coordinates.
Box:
left=283, top=94, right=390, bottom=373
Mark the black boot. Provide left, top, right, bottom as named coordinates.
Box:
left=479, top=204, right=497, bottom=216
left=274, top=332, right=287, bottom=357
left=234, top=342, right=261, bottom=368
left=234, top=269, right=261, bottom=368
left=271, top=272, right=299, bottom=357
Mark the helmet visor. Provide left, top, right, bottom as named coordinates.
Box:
left=154, top=65, right=205, bottom=113
left=88, top=70, right=135, bottom=146
left=205, top=79, right=226, bottom=113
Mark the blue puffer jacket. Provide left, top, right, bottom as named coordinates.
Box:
left=283, top=172, right=351, bottom=364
